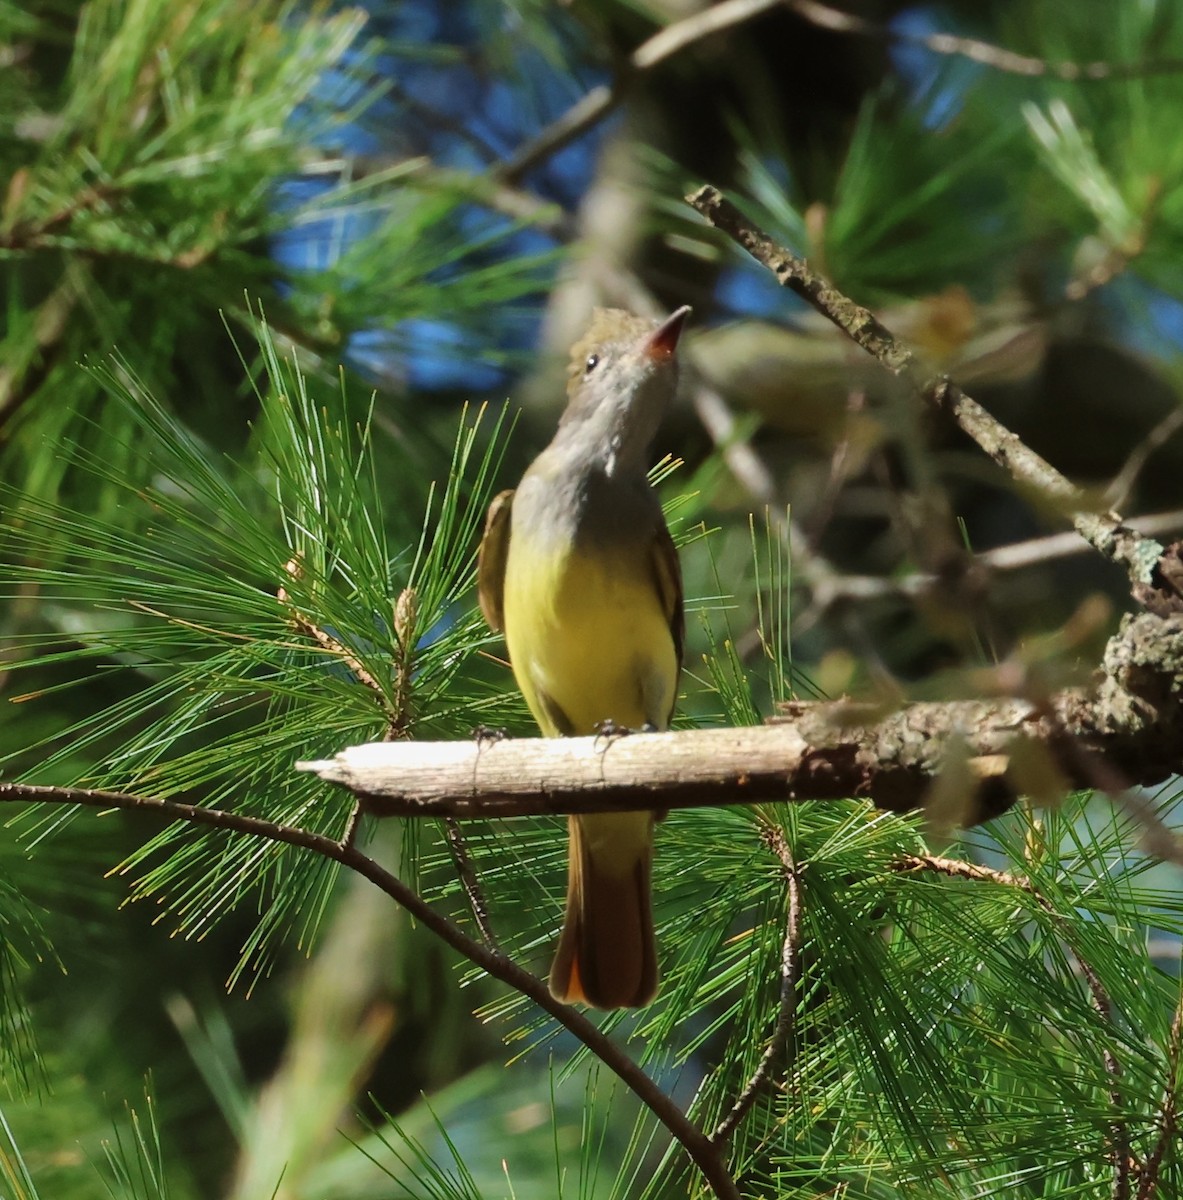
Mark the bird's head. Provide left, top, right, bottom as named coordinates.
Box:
left=555, top=305, right=691, bottom=473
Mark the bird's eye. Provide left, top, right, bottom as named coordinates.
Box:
left=584, top=353, right=600, bottom=375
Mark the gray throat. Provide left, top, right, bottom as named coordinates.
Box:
left=513, top=440, right=661, bottom=553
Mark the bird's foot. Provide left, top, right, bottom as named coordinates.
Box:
left=592, top=718, right=634, bottom=740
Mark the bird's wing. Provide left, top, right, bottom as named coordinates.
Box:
left=477, top=488, right=514, bottom=632
left=650, top=519, right=684, bottom=677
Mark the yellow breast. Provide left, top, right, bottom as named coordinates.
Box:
left=502, top=534, right=677, bottom=736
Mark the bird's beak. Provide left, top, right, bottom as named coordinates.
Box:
left=643, top=305, right=692, bottom=361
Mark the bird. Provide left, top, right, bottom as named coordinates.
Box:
left=477, top=305, right=689, bottom=1008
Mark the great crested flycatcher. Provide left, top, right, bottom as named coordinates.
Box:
left=477, top=305, right=689, bottom=1009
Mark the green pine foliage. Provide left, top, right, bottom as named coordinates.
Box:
left=3, top=1, right=1183, bottom=1198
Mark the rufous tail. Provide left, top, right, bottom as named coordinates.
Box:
left=548, top=813, right=657, bottom=1009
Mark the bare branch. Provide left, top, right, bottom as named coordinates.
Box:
left=296, top=611, right=1183, bottom=837
left=790, top=509, right=1183, bottom=620
left=0, top=779, right=740, bottom=1200
left=686, top=184, right=1165, bottom=593
left=1106, top=408, right=1183, bottom=511
left=787, top=0, right=1183, bottom=82
left=980, top=511, right=1183, bottom=573
left=933, top=378, right=1162, bottom=591
left=710, top=823, right=802, bottom=1146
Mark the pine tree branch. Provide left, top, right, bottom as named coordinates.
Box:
left=710, top=823, right=802, bottom=1147
left=297, top=612, right=1183, bottom=848
left=0, top=780, right=740, bottom=1200
left=685, top=185, right=1167, bottom=596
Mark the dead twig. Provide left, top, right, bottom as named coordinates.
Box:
left=297, top=610, right=1183, bottom=836
left=792, top=509, right=1183, bottom=622
left=1106, top=407, right=1183, bottom=511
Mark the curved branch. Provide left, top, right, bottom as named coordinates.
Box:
left=0, top=781, right=739, bottom=1200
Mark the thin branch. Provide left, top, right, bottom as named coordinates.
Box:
left=288, top=610, right=389, bottom=699
left=689, top=374, right=862, bottom=606
left=280, top=558, right=388, bottom=705
left=934, top=378, right=1162, bottom=591
left=442, top=817, right=498, bottom=949
left=1137, top=975, right=1183, bottom=1200
left=689, top=186, right=913, bottom=372
left=0, top=780, right=739, bottom=1200
left=981, top=510, right=1183, bottom=573
left=792, top=508, right=1183, bottom=619
left=710, top=823, right=802, bottom=1146
left=0, top=276, right=77, bottom=433
left=786, top=0, right=1183, bottom=82
left=690, top=377, right=784, bottom=515
left=893, top=853, right=1028, bottom=890
left=1095, top=980, right=1133, bottom=1200
left=497, top=0, right=784, bottom=184
left=1106, top=407, right=1183, bottom=511
left=686, top=184, right=1164, bottom=593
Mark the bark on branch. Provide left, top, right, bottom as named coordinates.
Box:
left=685, top=184, right=1168, bottom=595
left=299, top=613, right=1183, bottom=825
